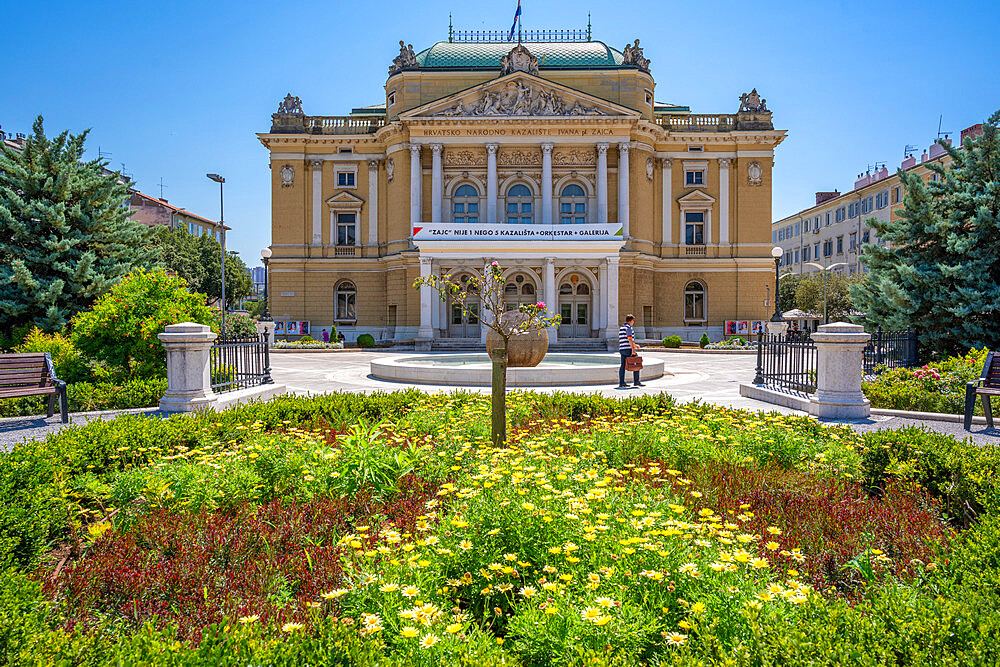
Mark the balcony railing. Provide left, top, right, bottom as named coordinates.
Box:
left=308, top=116, right=385, bottom=135
left=334, top=246, right=358, bottom=257
left=657, top=114, right=736, bottom=132
left=685, top=245, right=707, bottom=256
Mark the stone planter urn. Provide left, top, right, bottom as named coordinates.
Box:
left=485, top=311, right=549, bottom=367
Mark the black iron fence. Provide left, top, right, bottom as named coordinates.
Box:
left=210, top=333, right=272, bottom=393
left=753, top=330, right=818, bottom=395
left=863, top=327, right=919, bottom=377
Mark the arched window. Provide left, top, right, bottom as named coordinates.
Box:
left=452, top=184, right=480, bottom=223
left=559, top=183, right=587, bottom=224
left=506, top=184, right=533, bottom=224
left=335, top=281, right=357, bottom=321
left=684, top=281, right=705, bottom=321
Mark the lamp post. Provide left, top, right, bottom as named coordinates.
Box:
left=770, top=246, right=784, bottom=323
left=206, top=173, right=226, bottom=335
left=805, top=261, right=847, bottom=324
left=260, top=248, right=272, bottom=322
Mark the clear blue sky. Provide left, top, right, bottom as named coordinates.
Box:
left=3, top=0, right=998, bottom=267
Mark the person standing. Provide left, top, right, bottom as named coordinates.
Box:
left=321, top=328, right=330, bottom=343
left=617, top=314, right=644, bottom=389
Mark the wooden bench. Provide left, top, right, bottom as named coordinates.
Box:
left=965, top=351, right=998, bottom=430
left=0, top=353, right=68, bottom=423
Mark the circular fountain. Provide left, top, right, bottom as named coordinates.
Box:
left=370, top=352, right=666, bottom=387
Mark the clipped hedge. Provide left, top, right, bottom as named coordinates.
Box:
left=662, top=335, right=682, bottom=348
left=0, top=378, right=167, bottom=418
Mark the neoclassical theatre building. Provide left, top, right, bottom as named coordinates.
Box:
left=258, top=30, right=786, bottom=345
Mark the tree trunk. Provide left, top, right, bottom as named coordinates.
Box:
left=488, top=346, right=508, bottom=446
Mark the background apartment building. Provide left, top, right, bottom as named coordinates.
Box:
left=772, top=123, right=983, bottom=275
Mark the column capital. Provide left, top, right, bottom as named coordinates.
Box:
left=409, top=143, right=422, bottom=155
left=430, top=143, right=443, bottom=154
left=661, top=157, right=673, bottom=167
left=618, top=142, right=631, bottom=154
left=419, top=256, right=432, bottom=267
left=367, top=159, right=381, bottom=170
left=486, top=143, right=499, bottom=155
left=605, top=254, right=620, bottom=266
left=308, top=159, right=324, bottom=168
left=596, top=142, right=609, bottom=154
left=540, top=142, right=554, bottom=153
left=544, top=256, right=556, bottom=264
left=718, top=157, right=732, bottom=168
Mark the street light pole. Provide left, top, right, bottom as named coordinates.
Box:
left=770, top=246, right=784, bottom=323
left=260, top=248, right=272, bottom=322
left=805, top=261, right=847, bottom=324
left=207, top=173, right=226, bottom=335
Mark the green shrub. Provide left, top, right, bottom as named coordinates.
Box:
left=0, top=377, right=166, bottom=418
left=299, top=334, right=315, bottom=342
left=72, top=269, right=213, bottom=379
left=662, top=335, right=682, bottom=348
left=215, top=310, right=258, bottom=336
left=699, top=332, right=711, bottom=348
left=13, top=327, right=93, bottom=383
left=356, top=333, right=376, bottom=348
left=863, top=348, right=988, bottom=415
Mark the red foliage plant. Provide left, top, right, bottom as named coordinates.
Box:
left=631, top=460, right=954, bottom=598
left=44, top=474, right=442, bottom=642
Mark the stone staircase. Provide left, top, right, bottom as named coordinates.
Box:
left=430, top=338, right=610, bottom=353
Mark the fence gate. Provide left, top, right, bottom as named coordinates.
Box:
left=210, top=333, right=273, bottom=393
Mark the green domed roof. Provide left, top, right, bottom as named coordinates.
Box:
left=414, top=41, right=625, bottom=70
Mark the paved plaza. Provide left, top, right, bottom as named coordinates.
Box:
left=2, top=349, right=996, bottom=448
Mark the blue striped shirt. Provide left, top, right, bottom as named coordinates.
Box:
left=618, top=323, right=635, bottom=352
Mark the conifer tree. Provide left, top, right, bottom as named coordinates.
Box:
left=0, top=116, right=156, bottom=334
left=851, top=109, right=1000, bottom=355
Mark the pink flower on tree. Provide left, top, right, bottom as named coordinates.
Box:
left=535, top=301, right=546, bottom=309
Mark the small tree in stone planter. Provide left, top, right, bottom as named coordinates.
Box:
left=414, top=261, right=560, bottom=446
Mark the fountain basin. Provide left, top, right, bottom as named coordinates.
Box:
left=370, top=353, right=666, bottom=387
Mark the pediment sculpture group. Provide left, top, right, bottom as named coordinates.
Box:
left=434, top=81, right=608, bottom=117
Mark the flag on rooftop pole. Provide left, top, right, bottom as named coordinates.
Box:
left=508, top=0, right=522, bottom=41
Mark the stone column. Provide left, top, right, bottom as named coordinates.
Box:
left=541, top=143, right=553, bottom=225
left=486, top=144, right=499, bottom=223
left=417, top=257, right=433, bottom=343
left=661, top=158, right=672, bottom=246
left=409, top=144, right=422, bottom=228
left=309, top=159, right=323, bottom=245
left=809, top=322, right=872, bottom=419
left=430, top=260, right=440, bottom=332
left=598, top=260, right=608, bottom=336
left=605, top=256, right=620, bottom=349
left=158, top=323, right=218, bottom=413
left=544, top=257, right=557, bottom=343
left=596, top=143, right=609, bottom=224
left=718, top=158, right=731, bottom=245
left=430, top=144, right=443, bottom=223
left=367, top=160, right=379, bottom=248
left=618, top=143, right=630, bottom=237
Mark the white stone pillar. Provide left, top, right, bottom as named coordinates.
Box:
left=409, top=144, right=422, bottom=227
left=544, top=257, right=556, bottom=343
left=431, top=144, right=443, bottom=223
left=541, top=143, right=553, bottom=225
left=430, top=260, right=440, bottom=332
left=367, top=160, right=379, bottom=247
left=158, top=323, right=218, bottom=413
left=605, top=256, right=620, bottom=348
left=598, top=260, right=608, bottom=335
left=309, top=159, right=323, bottom=245
left=417, top=257, right=433, bottom=341
left=719, top=158, right=731, bottom=245
left=808, top=322, right=872, bottom=419
left=596, top=143, right=609, bottom=224
left=618, top=143, right=630, bottom=237
left=255, top=320, right=277, bottom=348
left=486, top=144, right=499, bottom=222
left=661, top=158, right=672, bottom=246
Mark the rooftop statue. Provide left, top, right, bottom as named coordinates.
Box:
left=500, top=44, right=540, bottom=76
left=622, top=39, right=650, bottom=71
left=739, top=88, right=768, bottom=113
left=276, top=93, right=304, bottom=115
left=389, top=40, right=418, bottom=74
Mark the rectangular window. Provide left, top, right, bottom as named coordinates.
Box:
left=823, top=240, right=833, bottom=257
left=336, top=213, right=356, bottom=246
left=684, top=212, right=705, bottom=245
left=794, top=222, right=800, bottom=236
left=803, top=246, right=810, bottom=262
left=836, top=236, right=844, bottom=254
left=336, top=170, right=356, bottom=188
left=804, top=219, right=810, bottom=232
left=893, top=186, right=902, bottom=203
left=772, top=231, right=778, bottom=243
left=794, top=249, right=799, bottom=264
left=862, top=230, right=870, bottom=243
left=778, top=229, right=784, bottom=241
left=825, top=212, right=831, bottom=226
left=685, top=170, right=704, bottom=186
left=835, top=207, right=845, bottom=222
left=849, top=232, right=857, bottom=251
left=848, top=203, right=856, bottom=218
left=815, top=216, right=821, bottom=228
left=814, top=242, right=820, bottom=259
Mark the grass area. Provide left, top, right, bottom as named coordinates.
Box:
left=1, top=391, right=998, bottom=665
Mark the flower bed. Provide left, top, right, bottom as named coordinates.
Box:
left=863, top=348, right=990, bottom=415
left=2, top=392, right=999, bottom=664
left=273, top=340, right=345, bottom=349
